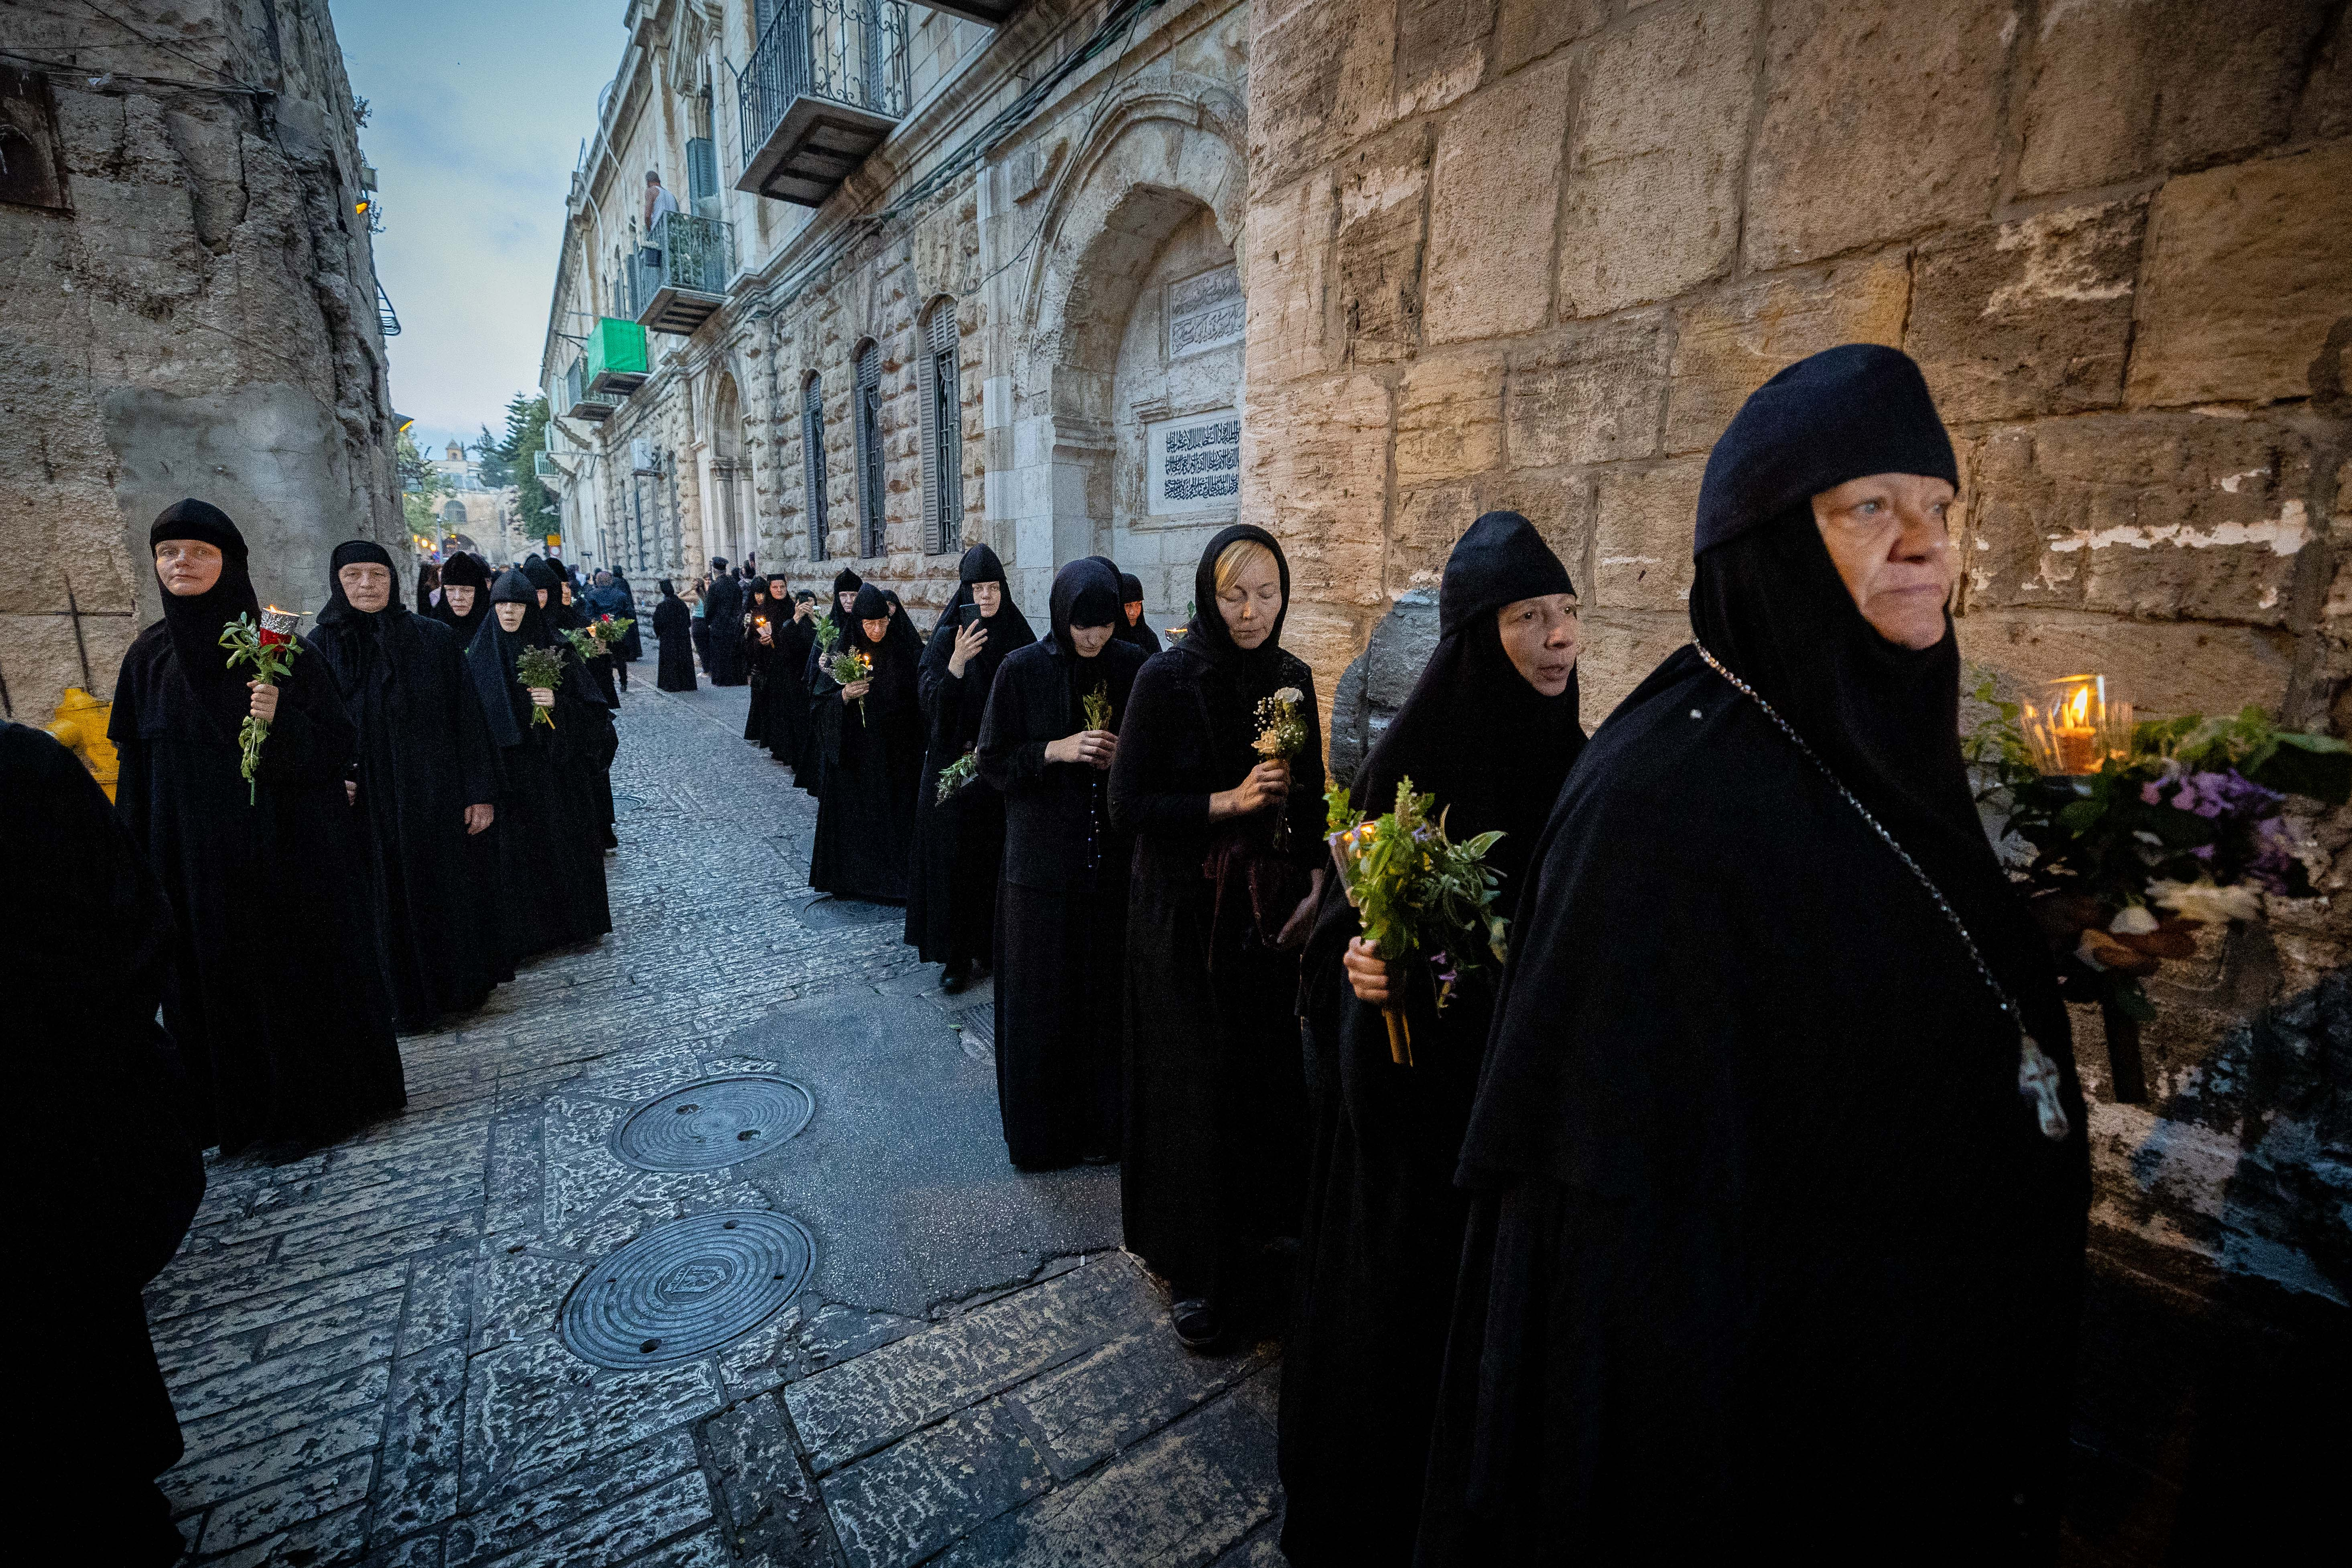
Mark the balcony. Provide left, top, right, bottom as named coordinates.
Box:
left=586, top=316, right=650, bottom=395
left=534, top=451, right=564, bottom=481
left=907, top=1, right=1019, bottom=21
left=735, top=0, right=909, bottom=208
left=561, top=360, right=615, bottom=423
left=629, top=212, right=734, bottom=335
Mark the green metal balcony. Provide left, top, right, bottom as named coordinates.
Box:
left=586, top=316, right=651, bottom=395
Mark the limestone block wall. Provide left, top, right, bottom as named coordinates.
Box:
left=0, top=0, right=402, bottom=724
left=1246, top=0, right=2352, bottom=1301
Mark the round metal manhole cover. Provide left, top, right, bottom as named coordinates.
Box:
left=612, top=1075, right=814, bottom=1171
left=559, top=1210, right=814, bottom=1369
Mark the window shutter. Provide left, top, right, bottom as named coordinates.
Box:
left=921, top=303, right=960, bottom=556
left=802, top=377, right=828, bottom=561
left=686, top=137, right=718, bottom=202
left=854, top=342, right=884, bottom=558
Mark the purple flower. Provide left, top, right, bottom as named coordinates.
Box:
left=2142, top=781, right=2165, bottom=805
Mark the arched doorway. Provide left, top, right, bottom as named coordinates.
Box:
left=710, top=375, right=753, bottom=566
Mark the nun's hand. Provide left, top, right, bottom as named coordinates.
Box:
left=529, top=687, right=555, bottom=709
left=947, top=619, right=988, bottom=678
left=465, top=803, right=494, bottom=834
left=843, top=679, right=872, bottom=702
left=345, top=780, right=358, bottom=805
left=248, top=680, right=280, bottom=723
left=1210, top=760, right=1289, bottom=821
left=1047, top=730, right=1116, bottom=768
left=1343, top=937, right=1392, bottom=1006
left=1276, top=869, right=1325, bottom=953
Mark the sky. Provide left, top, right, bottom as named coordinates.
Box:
left=335, top=0, right=630, bottom=459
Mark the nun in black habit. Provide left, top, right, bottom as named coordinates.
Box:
left=705, top=558, right=747, bottom=685
left=808, top=583, right=926, bottom=902
left=1415, top=346, right=2089, bottom=1563
left=107, top=500, right=406, bottom=1156
left=7, top=720, right=206, bottom=1565
left=1114, top=570, right=1161, bottom=654
left=651, top=579, right=697, bottom=691
left=433, top=551, right=493, bottom=648
left=766, top=586, right=818, bottom=765
left=528, top=558, right=619, bottom=847
left=1108, top=523, right=1327, bottom=1347
left=462, top=568, right=614, bottom=960
left=975, top=557, right=1142, bottom=1168
left=1277, top=512, right=1585, bottom=1565
left=797, top=568, right=866, bottom=797
left=309, top=540, right=508, bottom=1030
left=741, top=578, right=778, bottom=741
left=907, top=545, right=1036, bottom=986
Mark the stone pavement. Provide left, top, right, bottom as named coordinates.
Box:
left=147, top=668, right=1287, bottom=1566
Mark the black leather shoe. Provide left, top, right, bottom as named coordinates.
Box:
left=940, top=961, right=971, bottom=995
left=1172, top=1298, right=1224, bottom=1350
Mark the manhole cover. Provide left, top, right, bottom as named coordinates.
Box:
left=612, top=1076, right=814, bottom=1171
left=559, top=1209, right=814, bottom=1369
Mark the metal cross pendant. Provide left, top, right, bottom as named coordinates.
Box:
left=2017, top=1035, right=2071, bottom=1142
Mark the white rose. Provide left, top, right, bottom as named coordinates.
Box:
left=2147, top=879, right=2264, bottom=926
left=2107, top=905, right=2159, bottom=936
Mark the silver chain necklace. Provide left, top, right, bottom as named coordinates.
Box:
left=1692, top=640, right=2071, bottom=1143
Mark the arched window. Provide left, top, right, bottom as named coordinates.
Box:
left=802, top=373, right=828, bottom=561
left=916, top=298, right=961, bottom=556
left=852, top=339, right=884, bottom=559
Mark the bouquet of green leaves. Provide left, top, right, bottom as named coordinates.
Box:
left=1082, top=680, right=1113, bottom=733
left=1967, top=674, right=2350, bottom=1097
left=561, top=613, right=634, bottom=663
left=832, top=646, right=874, bottom=727
left=515, top=644, right=567, bottom=728
left=813, top=615, right=840, bottom=657
left=936, top=749, right=981, bottom=803
left=1324, top=776, right=1507, bottom=1066
left=217, top=607, right=305, bottom=805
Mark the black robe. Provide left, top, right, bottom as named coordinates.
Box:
left=976, top=560, right=1142, bottom=1169
left=807, top=599, right=925, bottom=903
left=1106, top=524, right=1325, bottom=1315
left=109, top=619, right=405, bottom=1156
left=907, top=547, right=1036, bottom=969
left=1279, top=512, right=1584, bottom=1565
left=652, top=591, right=697, bottom=691
left=705, top=574, right=747, bottom=685
left=8, top=721, right=207, bottom=1564
left=742, top=594, right=777, bottom=740
left=309, top=597, right=508, bottom=1030
left=463, top=613, right=614, bottom=960
left=768, top=612, right=817, bottom=766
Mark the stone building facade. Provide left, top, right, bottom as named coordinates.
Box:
left=545, top=0, right=2351, bottom=1309
left=0, top=0, right=402, bottom=726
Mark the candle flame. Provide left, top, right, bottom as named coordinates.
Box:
left=2067, top=684, right=2093, bottom=726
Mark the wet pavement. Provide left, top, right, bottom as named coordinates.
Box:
left=147, top=667, right=1285, bottom=1566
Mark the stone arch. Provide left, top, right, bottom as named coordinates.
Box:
left=1002, top=81, right=1248, bottom=615
left=709, top=372, right=752, bottom=566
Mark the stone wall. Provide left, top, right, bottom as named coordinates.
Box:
left=0, top=0, right=402, bottom=725
left=1248, top=0, right=2352, bottom=1302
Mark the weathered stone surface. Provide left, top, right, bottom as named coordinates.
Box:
left=1393, top=0, right=1493, bottom=118
left=198, top=1452, right=376, bottom=1557
left=444, top=1432, right=699, bottom=1565
left=1664, top=253, right=1911, bottom=454
left=216, top=1499, right=372, bottom=1568
left=1335, top=124, right=1431, bottom=365
left=1018, top=1326, right=1277, bottom=1478
left=165, top=1406, right=384, bottom=1520
left=2126, top=142, right=2352, bottom=409
left=1576, top=608, right=1695, bottom=722
left=702, top=1397, right=836, bottom=1567
left=179, top=1326, right=399, bottom=1423
left=1963, top=416, right=2319, bottom=625
left=1745, top=0, right=2009, bottom=269
left=1388, top=481, right=1484, bottom=595
left=2015, top=0, right=2339, bottom=195
left=1907, top=199, right=2146, bottom=424
left=1492, top=0, right=1604, bottom=73
left=1954, top=612, right=2296, bottom=719
left=1421, top=52, right=1573, bottom=343
left=1507, top=312, right=1669, bottom=469
left=1252, top=372, right=1390, bottom=607
left=1557, top=0, right=1754, bottom=319
left=1247, top=0, right=1396, bottom=191
left=1244, top=172, right=1338, bottom=386
left=1592, top=461, right=1704, bottom=614
left=822, top=1401, right=1051, bottom=1568
left=1395, top=349, right=1506, bottom=488
left=466, top=1471, right=714, bottom=1568
left=373, top=1345, right=468, bottom=1538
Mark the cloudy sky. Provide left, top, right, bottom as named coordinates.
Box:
left=337, top=0, right=629, bottom=457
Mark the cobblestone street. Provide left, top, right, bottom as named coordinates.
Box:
left=147, top=666, right=1285, bottom=1567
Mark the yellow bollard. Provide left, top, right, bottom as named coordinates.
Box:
left=41, top=686, right=120, bottom=801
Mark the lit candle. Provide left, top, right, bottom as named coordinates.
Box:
left=2023, top=674, right=2130, bottom=777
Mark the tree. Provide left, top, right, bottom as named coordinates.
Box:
left=494, top=393, right=558, bottom=541
left=475, top=424, right=513, bottom=489
left=397, top=428, right=452, bottom=549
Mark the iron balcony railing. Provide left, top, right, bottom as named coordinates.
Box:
left=630, top=211, right=735, bottom=317
left=739, top=0, right=909, bottom=157
left=534, top=452, right=562, bottom=479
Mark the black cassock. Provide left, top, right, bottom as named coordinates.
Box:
left=766, top=611, right=817, bottom=767
left=109, top=511, right=405, bottom=1155
left=8, top=722, right=206, bottom=1565
left=808, top=587, right=925, bottom=903
left=907, top=545, right=1035, bottom=970
left=309, top=572, right=508, bottom=1031
left=652, top=589, right=697, bottom=691
left=705, top=574, right=746, bottom=685
left=976, top=559, right=1140, bottom=1169
left=1107, top=525, right=1324, bottom=1317
left=462, top=591, right=614, bottom=961
left=1278, top=512, right=1583, bottom=1566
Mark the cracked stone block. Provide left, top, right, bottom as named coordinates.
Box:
left=151, top=1262, right=408, bottom=1363
left=261, top=1289, right=408, bottom=1361
left=1014, top=1328, right=1279, bottom=1479
left=175, top=1363, right=392, bottom=1473
left=459, top=1470, right=715, bottom=1568
left=786, top=1257, right=1157, bottom=1472
left=628, top=1531, right=734, bottom=1568
left=444, top=1432, right=697, bottom=1565
left=400, top=1248, right=477, bottom=1357
left=471, top=1245, right=593, bottom=1353
left=485, top=1114, right=545, bottom=1239
left=462, top=1332, right=721, bottom=1509
left=821, top=1401, right=1051, bottom=1568
left=702, top=1396, right=835, bottom=1566
left=719, top=1295, right=921, bottom=1401
left=274, top=1215, right=487, bottom=1289
left=177, top=1326, right=398, bottom=1423
left=935, top=1370, right=1282, bottom=1568
left=372, top=1344, right=467, bottom=1538
left=197, top=1451, right=375, bottom=1557
left=166, top=1404, right=383, bottom=1519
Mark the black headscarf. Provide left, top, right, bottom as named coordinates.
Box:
left=316, top=540, right=402, bottom=630
left=436, top=552, right=492, bottom=647
left=924, top=545, right=1036, bottom=743
left=848, top=583, right=894, bottom=656
left=1050, top=557, right=1126, bottom=719
left=460, top=569, right=545, bottom=748
left=878, top=587, right=925, bottom=667
left=1179, top=523, right=1289, bottom=678
left=658, top=578, right=678, bottom=600
left=1110, top=570, right=1161, bottom=654
left=828, top=568, right=864, bottom=635
left=147, top=499, right=262, bottom=735
left=1348, top=511, right=1582, bottom=914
